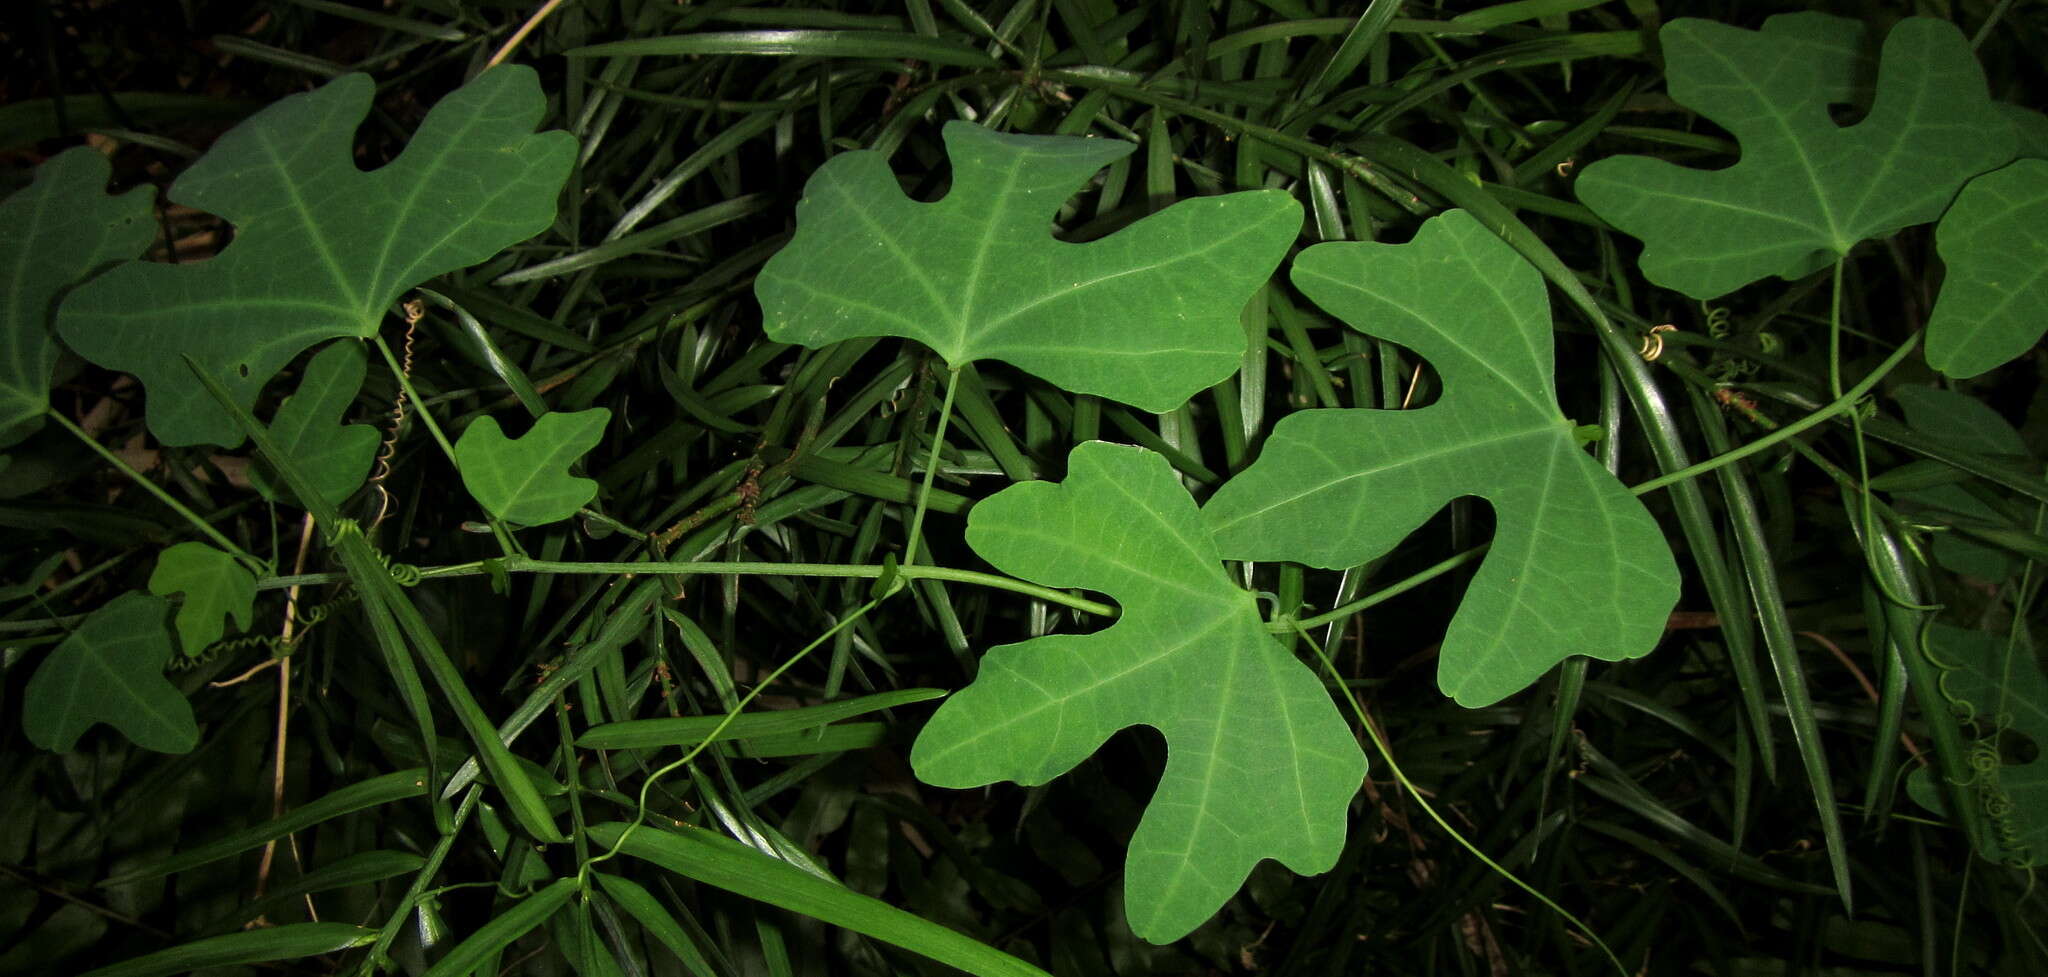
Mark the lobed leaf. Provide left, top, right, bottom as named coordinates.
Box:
left=56, top=66, right=576, bottom=447
left=755, top=121, right=1301, bottom=413
left=454, top=407, right=610, bottom=526
left=1576, top=14, right=2013, bottom=299
left=147, top=541, right=256, bottom=654
left=1203, top=210, right=1679, bottom=707
left=912, top=441, right=1366, bottom=943
left=250, top=339, right=379, bottom=506
left=0, top=147, right=155, bottom=448
left=21, top=592, right=195, bottom=753
left=1924, top=160, right=2048, bottom=378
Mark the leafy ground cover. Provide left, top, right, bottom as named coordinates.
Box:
left=2, top=1, right=2046, bottom=975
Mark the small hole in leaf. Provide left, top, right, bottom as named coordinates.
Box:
left=236, top=363, right=250, bottom=378
left=1994, top=728, right=2039, bottom=766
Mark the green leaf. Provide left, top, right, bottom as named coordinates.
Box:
left=588, top=822, right=1053, bottom=977
left=21, top=592, right=195, bottom=753
left=911, top=441, right=1366, bottom=943
left=56, top=66, right=575, bottom=447
left=590, top=873, right=720, bottom=977
left=1575, top=14, right=2014, bottom=299
left=1889, top=385, right=2028, bottom=581
left=0, top=147, right=154, bottom=448
left=1924, top=160, right=2048, bottom=377
left=102, top=768, right=429, bottom=885
left=1906, top=624, right=2048, bottom=864
left=250, top=340, right=379, bottom=506
left=75, top=923, right=375, bottom=977
left=455, top=408, right=610, bottom=526
left=577, top=687, right=945, bottom=750
left=1203, top=210, right=1680, bottom=707
left=754, top=121, right=1301, bottom=413
left=147, top=541, right=256, bottom=655
left=420, top=877, right=576, bottom=977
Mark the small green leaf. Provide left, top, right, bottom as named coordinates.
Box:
left=455, top=408, right=610, bottom=526
left=251, top=340, right=379, bottom=507
left=1203, top=210, right=1680, bottom=707
left=0, top=147, right=154, bottom=448
left=75, top=923, right=375, bottom=977
left=911, top=441, right=1366, bottom=943
left=1576, top=14, right=2014, bottom=299
left=56, top=66, right=575, bottom=447
left=1906, top=624, right=2048, bottom=864
left=147, top=541, right=256, bottom=655
left=755, top=121, right=1301, bottom=412
left=22, top=592, right=195, bottom=753
left=1925, top=160, right=2048, bottom=377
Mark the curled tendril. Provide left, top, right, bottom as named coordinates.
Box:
left=321, top=518, right=421, bottom=585
left=167, top=596, right=347, bottom=671
left=1703, top=304, right=1732, bottom=339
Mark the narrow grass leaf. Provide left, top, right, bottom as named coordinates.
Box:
left=567, top=30, right=1002, bottom=68
left=420, top=877, right=576, bottom=977
left=579, top=688, right=945, bottom=749
left=75, top=923, right=375, bottom=977
left=588, top=822, right=1052, bottom=977
left=101, top=769, right=427, bottom=885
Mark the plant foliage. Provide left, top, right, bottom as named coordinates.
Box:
left=4, top=1, right=2048, bottom=975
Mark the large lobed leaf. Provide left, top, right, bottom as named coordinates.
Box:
left=22, top=592, right=195, bottom=753
left=912, top=441, right=1366, bottom=943
left=57, top=66, right=576, bottom=447
left=1576, top=14, right=2013, bottom=300
left=1203, top=210, right=1679, bottom=707
left=755, top=121, right=1301, bottom=413
left=0, top=147, right=155, bottom=448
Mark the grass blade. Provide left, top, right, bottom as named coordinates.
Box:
left=76, top=924, right=374, bottom=977
left=588, top=821, right=1052, bottom=977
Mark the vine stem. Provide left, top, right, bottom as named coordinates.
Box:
left=1629, top=331, right=1920, bottom=497
left=579, top=590, right=890, bottom=879
left=256, top=558, right=1115, bottom=617
left=1289, top=619, right=1628, bottom=977
left=901, top=365, right=962, bottom=571
left=44, top=407, right=264, bottom=573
